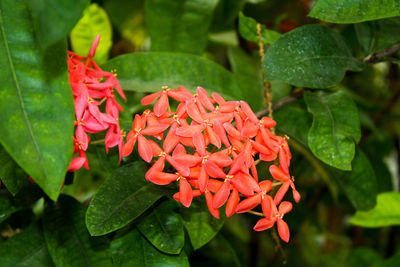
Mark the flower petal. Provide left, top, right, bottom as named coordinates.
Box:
left=179, top=178, right=193, bottom=208
left=277, top=219, right=290, bottom=243
left=226, top=189, right=239, bottom=217
left=236, top=193, right=262, bottom=213
left=213, top=180, right=230, bottom=209
left=253, top=218, right=276, bottom=231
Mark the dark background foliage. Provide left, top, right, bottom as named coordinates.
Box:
left=0, top=0, right=400, bottom=266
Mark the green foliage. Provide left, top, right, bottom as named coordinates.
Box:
left=28, top=0, right=88, bottom=50
left=304, top=90, right=361, bottom=170
left=1, top=0, right=400, bottom=266
left=0, top=145, right=26, bottom=195
left=146, top=0, right=218, bottom=55
left=137, top=200, right=185, bottom=254
left=210, top=0, right=246, bottom=32
left=274, top=104, right=312, bottom=146
left=309, top=0, right=400, bottom=23
left=264, top=25, right=364, bottom=88
left=227, top=47, right=263, bottom=109
left=111, top=227, right=190, bottom=267
left=332, top=148, right=377, bottom=210
left=355, top=18, right=400, bottom=56
left=0, top=0, right=74, bottom=201
left=0, top=223, right=55, bottom=267
left=0, top=193, right=21, bottom=223
left=102, top=52, right=243, bottom=101
left=238, top=12, right=281, bottom=45
left=181, top=201, right=225, bottom=250
left=43, top=195, right=112, bottom=266
left=86, top=162, right=167, bottom=236
left=70, top=3, right=112, bottom=64
left=349, top=192, right=400, bottom=227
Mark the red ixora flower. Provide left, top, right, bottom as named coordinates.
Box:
left=67, top=35, right=126, bottom=172
left=123, top=86, right=300, bottom=243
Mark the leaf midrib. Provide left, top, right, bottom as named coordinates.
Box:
left=316, top=94, right=339, bottom=155
left=0, top=7, right=46, bottom=179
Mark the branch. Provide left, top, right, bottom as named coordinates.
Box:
left=255, top=90, right=303, bottom=118
left=364, top=42, right=400, bottom=65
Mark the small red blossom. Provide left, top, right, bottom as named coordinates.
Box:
left=124, top=86, right=300, bottom=243
left=67, top=35, right=126, bottom=172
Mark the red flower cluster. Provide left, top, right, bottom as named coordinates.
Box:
left=67, top=35, right=126, bottom=171
left=123, top=86, right=300, bottom=242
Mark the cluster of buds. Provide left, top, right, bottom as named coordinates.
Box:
left=123, top=86, right=300, bottom=242
left=67, top=35, right=126, bottom=171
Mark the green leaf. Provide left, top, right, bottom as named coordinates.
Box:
left=349, top=192, right=400, bottom=226
left=0, top=145, right=26, bottom=195
left=181, top=201, right=225, bottom=250
left=145, top=0, right=219, bottom=55
left=137, top=200, right=185, bottom=255
left=332, top=148, right=377, bottom=210
left=0, top=193, right=21, bottom=223
left=86, top=162, right=166, bottom=236
left=375, top=18, right=400, bottom=50
left=274, top=103, right=312, bottom=146
left=43, top=195, right=112, bottom=267
left=309, top=0, right=400, bottom=24
left=238, top=12, right=281, bottom=45
left=194, top=234, right=241, bottom=267
left=305, top=90, right=361, bottom=170
left=210, top=0, right=246, bottom=32
left=0, top=223, right=55, bottom=267
left=264, top=24, right=364, bottom=88
left=355, top=18, right=400, bottom=56
left=347, top=248, right=383, bottom=267
left=111, top=227, right=190, bottom=267
left=354, top=22, right=378, bottom=56
left=28, top=0, right=88, bottom=50
left=70, top=3, right=112, bottom=64
left=0, top=0, right=75, bottom=201
left=102, top=52, right=243, bottom=100
left=227, top=47, right=263, bottom=109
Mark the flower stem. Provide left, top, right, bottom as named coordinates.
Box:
left=90, top=139, right=105, bottom=145
left=247, top=210, right=264, bottom=217
left=257, top=23, right=274, bottom=133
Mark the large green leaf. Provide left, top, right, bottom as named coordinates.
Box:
left=309, top=0, right=400, bottom=24
left=349, top=192, right=400, bottom=226
left=102, top=52, right=243, bottom=100
left=264, top=25, right=364, bottom=88
left=28, top=0, right=88, bottom=50
left=137, top=200, right=185, bottom=255
left=227, top=47, right=263, bottom=110
left=238, top=12, right=281, bottom=45
left=331, top=148, right=377, bottom=210
left=305, top=90, right=361, bottom=170
left=0, top=0, right=74, bottom=201
left=111, top=227, right=190, bottom=267
left=145, top=0, right=218, bottom=55
left=0, top=223, right=55, bottom=267
left=0, top=145, right=26, bottom=195
left=70, top=3, right=112, bottom=64
left=86, top=162, right=167, bottom=236
left=43, top=195, right=112, bottom=267
left=181, top=201, right=225, bottom=250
